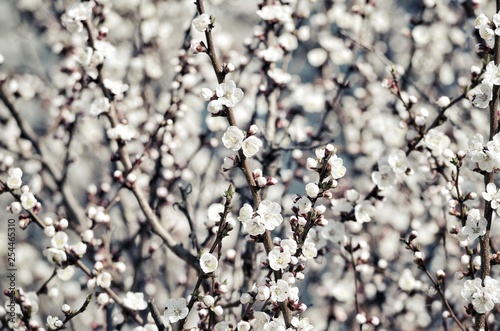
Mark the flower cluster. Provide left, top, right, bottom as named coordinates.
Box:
left=222, top=126, right=263, bottom=158
left=306, top=145, right=346, bottom=185
left=468, top=132, right=500, bottom=172
left=238, top=200, right=283, bottom=236
left=61, top=1, right=94, bottom=33
left=471, top=11, right=500, bottom=108
left=371, top=149, right=411, bottom=190
left=475, top=13, right=500, bottom=42
left=4, top=0, right=500, bottom=329
left=461, top=276, right=500, bottom=314
left=202, top=80, right=244, bottom=113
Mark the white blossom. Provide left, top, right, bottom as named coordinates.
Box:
left=20, top=191, right=37, bottom=210
left=44, top=225, right=56, bottom=238
left=462, top=276, right=500, bottom=314
left=192, top=13, right=211, bottom=32
left=257, top=200, right=283, bottom=230
left=371, top=165, right=397, bottom=190
left=302, top=241, right=317, bottom=260
left=207, top=99, right=224, bottom=114
left=97, top=293, right=110, bottom=306
left=280, top=239, right=297, bottom=255
left=278, top=32, right=298, bottom=52
left=268, top=248, right=291, bottom=271
left=123, top=292, right=148, bottom=311
left=484, top=61, right=500, bottom=86
left=51, top=231, right=68, bottom=249
left=164, top=298, right=189, bottom=323
left=268, top=67, right=292, bottom=84
left=216, top=80, right=244, bottom=107
left=328, top=155, right=346, bottom=179
left=474, top=13, right=495, bottom=41
left=494, top=12, right=500, bottom=35
left=305, top=183, right=320, bottom=198
left=107, top=124, right=136, bottom=141
left=307, top=48, right=328, bottom=67
left=89, top=97, right=110, bottom=116
left=259, top=45, right=284, bottom=62
left=222, top=126, right=244, bottom=151
left=238, top=203, right=254, bottom=222
left=242, top=136, right=263, bottom=157
left=468, top=133, right=497, bottom=172
left=387, top=150, right=410, bottom=174
left=214, top=321, right=230, bottom=331
left=46, top=248, right=67, bottom=264
left=71, top=242, right=87, bottom=257
left=200, top=252, right=218, bottom=273
left=47, top=315, right=63, bottom=330
left=296, top=196, right=312, bottom=214
left=354, top=201, right=375, bottom=223
left=256, top=4, right=292, bottom=23
left=270, top=279, right=290, bottom=302
left=10, top=202, right=22, bottom=214
left=201, top=88, right=213, bottom=101
left=62, top=2, right=94, bottom=33
left=93, top=40, right=116, bottom=61
left=398, top=269, right=417, bottom=291
left=255, top=284, right=270, bottom=301
left=6, top=167, right=22, bottom=189
left=460, top=208, right=487, bottom=242
left=424, top=128, right=450, bottom=157
left=56, top=266, right=75, bottom=281
left=103, top=78, right=129, bottom=99
left=242, top=217, right=266, bottom=236
left=237, top=321, right=251, bottom=331
left=96, top=272, right=112, bottom=288
left=291, top=317, right=314, bottom=331
left=472, top=84, right=493, bottom=108
left=483, top=182, right=500, bottom=211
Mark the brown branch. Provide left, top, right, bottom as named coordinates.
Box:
left=1, top=182, right=144, bottom=325
left=477, top=1, right=500, bottom=329
left=193, top=0, right=294, bottom=326
left=0, top=85, right=86, bottom=231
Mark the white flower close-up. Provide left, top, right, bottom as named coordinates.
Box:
left=164, top=298, right=189, bottom=323
left=200, top=252, right=218, bottom=274
left=192, top=13, right=211, bottom=32
left=222, top=126, right=244, bottom=151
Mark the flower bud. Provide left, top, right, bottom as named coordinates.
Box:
left=10, top=202, right=22, bottom=214
left=356, top=314, right=367, bottom=324
left=61, top=304, right=71, bottom=314
left=437, top=96, right=450, bottom=108
left=240, top=293, right=252, bottom=304
left=436, top=269, right=445, bottom=280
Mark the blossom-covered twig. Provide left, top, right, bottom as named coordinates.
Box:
left=476, top=1, right=500, bottom=329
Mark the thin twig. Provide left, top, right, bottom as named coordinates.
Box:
left=148, top=298, right=166, bottom=331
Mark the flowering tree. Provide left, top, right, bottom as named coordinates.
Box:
left=1, top=0, right=500, bottom=330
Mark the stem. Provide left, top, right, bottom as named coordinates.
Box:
left=0, top=86, right=87, bottom=231
left=1, top=184, right=144, bottom=325
left=421, top=267, right=466, bottom=331
left=349, top=237, right=362, bottom=331
left=180, top=190, right=233, bottom=329
left=193, top=0, right=293, bottom=326
left=148, top=298, right=166, bottom=331
left=477, top=2, right=500, bottom=328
